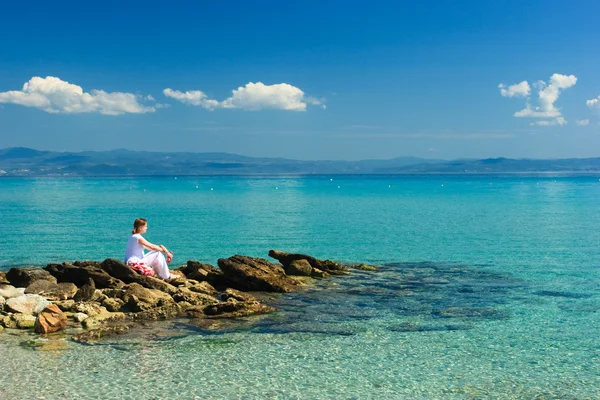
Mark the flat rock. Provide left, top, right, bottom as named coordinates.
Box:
left=7, top=267, right=57, bottom=287
left=5, top=294, right=51, bottom=315
left=203, top=299, right=275, bottom=318
left=0, top=284, right=26, bottom=299
left=217, top=255, right=299, bottom=292
left=72, top=325, right=132, bottom=343
left=35, top=304, right=68, bottom=334
left=83, top=312, right=129, bottom=329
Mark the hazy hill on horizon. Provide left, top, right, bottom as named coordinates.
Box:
left=2, top=147, right=600, bottom=176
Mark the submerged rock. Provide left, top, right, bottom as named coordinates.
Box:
left=72, top=325, right=132, bottom=343
left=7, top=267, right=57, bottom=287
left=35, top=304, right=68, bottom=334
left=5, top=294, right=51, bottom=315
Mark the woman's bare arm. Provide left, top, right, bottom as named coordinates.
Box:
left=138, top=236, right=164, bottom=253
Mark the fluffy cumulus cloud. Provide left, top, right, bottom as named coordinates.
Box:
left=498, top=81, right=530, bottom=97
left=164, top=82, right=325, bottom=111
left=499, top=73, right=577, bottom=126
left=0, top=76, right=156, bottom=115
left=587, top=96, right=600, bottom=108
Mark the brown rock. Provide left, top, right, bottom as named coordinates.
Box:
left=268, top=250, right=348, bottom=273
left=7, top=267, right=57, bottom=287
left=102, top=297, right=125, bottom=312
left=179, top=261, right=226, bottom=286
left=286, top=259, right=313, bottom=276
left=100, top=259, right=178, bottom=295
left=220, top=288, right=257, bottom=302
left=186, top=281, right=219, bottom=297
left=73, top=279, right=96, bottom=302
left=54, top=300, right=75, bottom=312
left=311, top=268, right=330, bottom=278
left=172, top=287, right=219, bottom=306
left=217, top=255, right=299, bottom=292
left=35, top=304, right=68, bottom=334
left=133, top=303, right=186, bottom=321
left=44, top=262, right=124, bottom=289
left=121, top=283, right=174, bottom=312
left=0, top=272, right=9, bottom=284
left=203, top=299, right=275, bottom=318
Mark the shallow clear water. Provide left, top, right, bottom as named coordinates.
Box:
left=1, top=176, right=599, bottom=399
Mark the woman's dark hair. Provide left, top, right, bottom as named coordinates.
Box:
left=132, top=218, right=147, bottom=234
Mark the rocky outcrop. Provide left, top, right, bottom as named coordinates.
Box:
left=6, top=267, right=57, bottom=287
left=268, top=250, right=348, bottom=275
left=0, top=250, right=361, bottom=342
left=217, top=255, right=300, bottom=292
left=35, top=304, right=67, bottom=334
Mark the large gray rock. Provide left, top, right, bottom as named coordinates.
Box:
left=217, top=255, right=300, bottom=292
left=0, top=284, right=26, bottom=299
left=5, top=294, right=51, bottom=315
left=6, top=267, right=57, bottom=287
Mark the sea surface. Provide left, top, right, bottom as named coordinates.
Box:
left=0, top=175, right=599, bottom=399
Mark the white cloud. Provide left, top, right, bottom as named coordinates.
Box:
left=587, top=96, right=599, bottom=108
left=162, top=88, right=219, bottom=110
left=0, top=76, right=155, bottom=115
left=529, top=117, right=567, bottom=126
left=499, top=81, right=530, bottom=97
left=499, top=73, right=577, bottom=126
left=576, top=119, right=590, bottom=126
left=164, top=82, right=324, bottom=111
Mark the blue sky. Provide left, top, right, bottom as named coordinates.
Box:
left=1, top=0, right=599, bottom=160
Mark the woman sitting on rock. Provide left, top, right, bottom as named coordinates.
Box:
left=124, top=218, right=173, bottom=280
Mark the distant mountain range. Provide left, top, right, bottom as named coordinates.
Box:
left=2, top=147, right=600, bottom=176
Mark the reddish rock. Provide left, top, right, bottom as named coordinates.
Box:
left=35, top=304, right=68, bottom=334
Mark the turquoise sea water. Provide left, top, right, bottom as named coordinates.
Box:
left=1, top=176, right=599, bottom=399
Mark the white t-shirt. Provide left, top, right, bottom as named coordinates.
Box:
left=124, top=234, right=145, bottom=262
